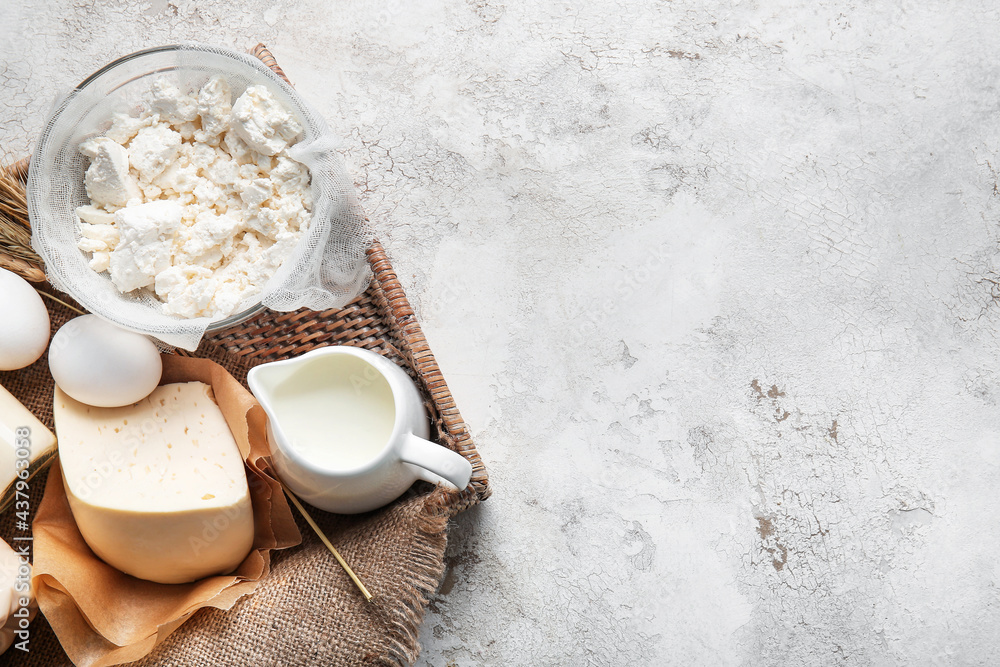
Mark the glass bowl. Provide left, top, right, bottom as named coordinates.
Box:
left=27, top=44, right=311, bottom=345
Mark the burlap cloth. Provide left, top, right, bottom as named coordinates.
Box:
left=0, top=287, right=489, bottom=666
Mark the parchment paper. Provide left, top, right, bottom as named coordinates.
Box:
left=30, top=355, right=301, bottom=667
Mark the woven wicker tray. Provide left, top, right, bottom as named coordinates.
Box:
left=0, top=44, right=490, bottom=666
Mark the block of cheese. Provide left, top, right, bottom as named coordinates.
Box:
left=0, top=384, right=57, bottom=513
left=54, top=382, right=254, bottom=584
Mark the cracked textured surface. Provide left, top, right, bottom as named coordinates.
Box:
left=4, top=1, right=1000, bottom=665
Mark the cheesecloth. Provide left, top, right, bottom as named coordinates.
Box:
left=28, top=43, right=373, bottom=351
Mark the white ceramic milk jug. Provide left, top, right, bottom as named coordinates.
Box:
left=247, top=346, right=473, bottom=514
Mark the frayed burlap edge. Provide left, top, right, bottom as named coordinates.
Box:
left=376, top=491, right=451, bottom=667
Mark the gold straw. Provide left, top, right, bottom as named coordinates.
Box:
left=35, top=290, right=86, bottom=315
left=0, top=160, right=45, bottom=282
left=280, top=482, right=373, bottom=602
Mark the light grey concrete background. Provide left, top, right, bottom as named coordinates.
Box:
left=4, top=1, right=1000, bottom=665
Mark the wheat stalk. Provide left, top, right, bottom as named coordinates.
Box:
left=0, top=160, right=45, bottom=282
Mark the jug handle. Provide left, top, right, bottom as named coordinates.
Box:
left=400, top=434, right=473, bottom=490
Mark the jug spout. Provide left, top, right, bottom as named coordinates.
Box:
left=247, top=357, right=305, bottom=408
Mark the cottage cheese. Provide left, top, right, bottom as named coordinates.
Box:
left=76, top=76, right=312, bottom=319
left=82, top=138, right=141, bottom=208
left=231, top=85, right=303, bottom=156
left=110, top=200, right=183, bottom=292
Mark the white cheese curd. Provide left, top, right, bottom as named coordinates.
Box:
left=83, top=138, right=141, bottom=208
left=231, top=84, right=303, bottom=156
left=128, top=123, right=182, bottom=181
left=195, top=76, right=233, bottom=144
left=104, top=111, right=157, bottom=144
left=75, top=204, right=115, bottom=226
left=148, top=78, right=199, bottom=123
left=110, top=200, right=183, bottom=292
left=76, top=75, right=312, bottom=319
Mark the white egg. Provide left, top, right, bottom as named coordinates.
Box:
left=0, top=268, right=51, bottom=371
left=49, top=315, right=162, bottom=408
